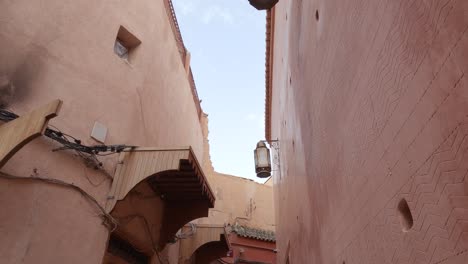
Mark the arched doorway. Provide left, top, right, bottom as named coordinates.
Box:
left=179, top=224, right=228, bottom=263
left=190, top=240, right=229, bottom=264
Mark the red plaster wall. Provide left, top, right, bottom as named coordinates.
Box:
left=222, top=233, right=276, bottom=264
left=270, top=0, right=468, bottom=263
left=0, top=0, right=205, bottom=263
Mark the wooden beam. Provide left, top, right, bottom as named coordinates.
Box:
left=156, top=172, right=197, bottom=179
left=0, top=100, right=62, bottom=168
left=156, top=178, right=200, bottom=183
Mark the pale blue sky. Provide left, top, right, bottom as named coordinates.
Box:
left=172, top=0, right=267, bottom=181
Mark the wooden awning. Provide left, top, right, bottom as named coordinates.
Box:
left=106, top=147, right=215, bottom=212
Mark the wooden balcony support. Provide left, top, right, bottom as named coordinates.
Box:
left=0, top=100, right=62, bottom=169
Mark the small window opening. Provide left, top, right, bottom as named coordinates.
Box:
left=114, top=26, right=141, bottom=61
left=398, top=198, right=414, bottom=232
left=315, top=10, right=319, bottom=21
left=106, top=234, right=149, bottom=264
left=114, top=40, right=129, bottom=59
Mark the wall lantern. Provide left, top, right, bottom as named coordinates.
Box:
left=254, top=141, right=272, bottom=178
left=248, top=0, right=279, bottom=10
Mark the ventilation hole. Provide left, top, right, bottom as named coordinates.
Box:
left=289, top=77, right=292, bottom=84
left=398, top=198, right=413, bottom=232
left=315, top=10, right=319, bottom=21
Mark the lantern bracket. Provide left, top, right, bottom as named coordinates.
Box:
left=262, top=139, right=281, bottom=176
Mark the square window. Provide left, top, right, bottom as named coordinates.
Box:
left=114, top=26, right=141, bottom=61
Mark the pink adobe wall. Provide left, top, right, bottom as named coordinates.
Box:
left=0, top=0, right=206, bottom=263
left=0, top=0, right=204, bottom=156
left=269, top=0, right=468, bottom=263
left=194, top=172, right=276, bottom=231
left=198, top=115, right=276, bottom=231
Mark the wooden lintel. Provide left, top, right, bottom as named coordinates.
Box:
left=0, top=100, right=62, bottom=168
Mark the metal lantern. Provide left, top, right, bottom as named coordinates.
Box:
left=248, top=0, right=279, bottom=10
left=254, top=141, right=272, bottom=178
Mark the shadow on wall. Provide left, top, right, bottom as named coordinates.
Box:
left=1, top=48, right=46, bottom=107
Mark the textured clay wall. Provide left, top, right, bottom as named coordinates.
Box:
left=194, top=172, right=275, bottom=231
left=176, top=115, right=275, bottom=263
left=270, top=0, right=468, bottom=263
left=198, top=115, right=275, bottom=231
left=0, top=1, right=204, bottom=263
left=179, top=174, right=275, bottom=263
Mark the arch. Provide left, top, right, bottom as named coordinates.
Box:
left=106, top=147, right=215, bottom=250
left=191, top=240, right=229, bottom=264
left=106, top=147, right=214, bottom=211
left=179, top=225, right=227, bottom=263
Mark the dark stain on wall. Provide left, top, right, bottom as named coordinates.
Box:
left=1, top=48, right=46, bottom=107
left=0, top=74, right=15, bottom=107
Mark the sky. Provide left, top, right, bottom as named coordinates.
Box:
left=172, top=0, right=267, bottom=182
